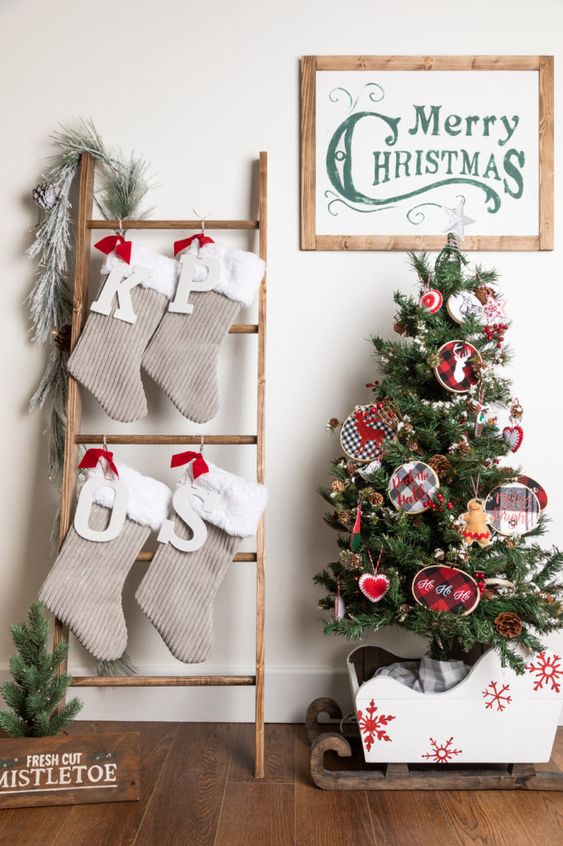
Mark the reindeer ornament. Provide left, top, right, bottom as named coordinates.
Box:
left=434, top=340, right=482, bottom=393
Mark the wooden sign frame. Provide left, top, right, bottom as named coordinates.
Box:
left=300, top=55, right=554, bottom=251
left=0, top=732, right=140, bottom=809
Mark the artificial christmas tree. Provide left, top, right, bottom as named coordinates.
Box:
left=315, top=235, right=563, bottom=674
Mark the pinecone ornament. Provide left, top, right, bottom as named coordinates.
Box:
left=393, top=320, right=406, bottom=335
left=52, top=324, right=72, bottom=353
left=345, top=461, right=358, bottom=476
left=365, top=490, right=384, bottom=507
left=494, top=612, right=523, bottom=639
left=32, top=182, right=60, bottom=210
left=331, top=480, right=346, bottom=494
left=429, top=453, right=453, bottom=482
left=474, top=285, right=495, bottom=305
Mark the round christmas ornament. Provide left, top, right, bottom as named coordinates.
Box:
left=419, top=289, right=443, bottom=314
left=412, top=565, right=480, bottom=615
left=459, top=499, right=492, bottom=548
left=434, top=341, right=482, bottom=393
left=517, top=475, right=548, bottom=511
left=388, top=461, right=440, bottom=514
left=446, top=291, right=485, bottom=325
left=485, top=482, right=540, bottom=536
left=340, top=404, right=396, bottom=463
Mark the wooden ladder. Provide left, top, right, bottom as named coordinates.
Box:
left=54, top=151, right=268, bottom=778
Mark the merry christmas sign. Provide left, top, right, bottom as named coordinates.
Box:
left=301, top=56, right=553, bottom=251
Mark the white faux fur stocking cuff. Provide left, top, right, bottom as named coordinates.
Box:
left=183, top=242, right=265, bottom=307
left=86, top=462, right=172, bottom=532
left=179, top=462, right=267, bottom=537
left=101, top=245, right=180, bottom=300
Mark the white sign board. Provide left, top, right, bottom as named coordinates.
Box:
left=300, top=57, right=553, bottom=251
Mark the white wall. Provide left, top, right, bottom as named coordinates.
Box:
left=0, top=0, right=562, bottom=722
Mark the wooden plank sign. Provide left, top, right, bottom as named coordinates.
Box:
left=300, top=55, right=554, bottom=251
left=0, top=732, right=140, bottom=809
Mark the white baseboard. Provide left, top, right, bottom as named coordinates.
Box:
left=1, top=665, right=561, bottom=724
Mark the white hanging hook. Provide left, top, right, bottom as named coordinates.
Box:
left=117, top=219, right=124, bottom=236
left=103, top=435, right=108, bottom=452
left=200, top=433, right=205, bottom=454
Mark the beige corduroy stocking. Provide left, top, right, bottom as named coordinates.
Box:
left=141, top=240, right=265, bottom=423
left=135, top=460, right=268, bottom=663
left=67, top=245, right=179, bottom=422
left=39, top=462, right=172, bottom=664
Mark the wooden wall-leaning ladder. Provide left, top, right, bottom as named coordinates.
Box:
left=54, top=151, right=268, bottom=778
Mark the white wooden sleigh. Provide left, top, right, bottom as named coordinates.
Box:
left=305, top=644, right=563, bottom=791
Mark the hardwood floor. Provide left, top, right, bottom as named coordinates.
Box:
left=0, top=723, right=561, bottom=845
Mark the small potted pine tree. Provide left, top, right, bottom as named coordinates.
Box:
left=0, top=603, right=140, bottom=808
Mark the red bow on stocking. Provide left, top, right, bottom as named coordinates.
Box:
left=173, top=233, right=215, bottom=257
left=170, top=450, right=209, bottom=480
left=78, top=448, right=119, bottom=478
left=94, top=234, right=133, bottom=264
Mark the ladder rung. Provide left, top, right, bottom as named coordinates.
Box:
left=229, top=324, right=258, bottom=334
left=75, top=435, right=257, bottom=445
left=87, top=219, right=259, bottom=231
left=71, top=675, right=256, bottom=687
left=136, top=551, right=257, bottom=563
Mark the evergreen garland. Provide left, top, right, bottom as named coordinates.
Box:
left=27, top=118, right=152, bottom=481
left=0, top=603, right=82, bottom=737
left=315, top=236, right=563, bottom=673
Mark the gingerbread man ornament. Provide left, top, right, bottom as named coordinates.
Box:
left=460, top=498, right=492, bottom=548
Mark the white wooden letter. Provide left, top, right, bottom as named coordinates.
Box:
left=157, top=486, right=208, bottom=551
left=90, top=264, right=153, bottom=324
left=168, top=254, right=220, bottom=314
left=74, top=478, right=129, bottom=542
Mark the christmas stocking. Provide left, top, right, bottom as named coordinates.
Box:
left=141, top=236, right=265, bottom=423
left=39, top=450, right=171, bottom=664
left=135, top=452, right=267, bottom=662
left=67, top=237, right=180, bottom=422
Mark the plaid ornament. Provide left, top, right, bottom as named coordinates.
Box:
left=434, top=340, right=481, bottom=393
left=388, top=461, right=439, bottom=514
left=340, top=405, right=395, bottom=463
left=485, top=483, right=540, bottom=536
left=412, top=565, right=480, bottom=615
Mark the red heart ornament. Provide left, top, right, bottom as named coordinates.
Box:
left=359, top=573, right=390, bottom=603
left=503, top=425, right=524, bottom=453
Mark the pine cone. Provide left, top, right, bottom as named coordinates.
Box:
left=331, top=480, right=346, bottom=494
left=345, top=461, right=358, bottom=476
left=338, top=510, right=353, bottom=528
left=365, top=489, right=384, bottom=507
left=396, top=604, right=412, bottom=622
left=494, top=612, right=523, bottom=638
left=427, top=353, right=440, bottom=369
left=394, top=320, right=406, bottom=335
left=482, top=589, right=496, bottom=601
left=32, top=182, right=59, bottom=210
left=52, top=324, right=72, bottom=353
left=326, top=417, right=340, bottom=431
left=349, top=553, right=363, bottom=569
left=474, top=285, right=494, bottom=305
left=429, top=454, right=453, bottom=482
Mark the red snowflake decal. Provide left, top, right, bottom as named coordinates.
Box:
left=422, top=737, right=462, bottom=764
left=357, top=699, right=395, bottom=750
left=482, top=680, right=512, bottom=712
left=527, top=652, right=562, bottom=693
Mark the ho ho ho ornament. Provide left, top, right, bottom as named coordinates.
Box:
left=388, top=461, right=440, bottom=514
left=446, top=292, right=485, bottom=325
left=434, top=340, right=482, bottom=393
left=340, top=405, right=396, bottom=463
left=412, top=565, right=480, bottom=616
left=484, top=482, right=540, bottom=537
